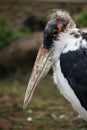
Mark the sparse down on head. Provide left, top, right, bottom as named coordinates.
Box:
left=43, top=9, right=76, bottom=50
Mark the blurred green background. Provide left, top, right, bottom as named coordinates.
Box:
left=0, top=1, right=87, bottom=130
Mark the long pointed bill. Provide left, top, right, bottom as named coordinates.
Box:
left=23, top=44, right=53, bottom=109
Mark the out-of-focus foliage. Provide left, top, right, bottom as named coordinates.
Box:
left=0, top=17, right=22, bottom=50
left=76, top=12, right=87, bottom=28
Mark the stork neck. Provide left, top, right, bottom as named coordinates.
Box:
left=52, top=28, right=82, bottom=62
left=58, top=28, right=82, bottom=53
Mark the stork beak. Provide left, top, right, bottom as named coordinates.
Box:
left=23, top=43, right=53, bottom=109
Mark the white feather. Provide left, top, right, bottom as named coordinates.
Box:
left=53, top=60, right=87, bottom=121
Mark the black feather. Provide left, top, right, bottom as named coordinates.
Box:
left=60, top=48, right=87, bottom=110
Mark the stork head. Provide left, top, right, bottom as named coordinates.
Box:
left=23, top=10, right=76, bottom=109
left=43, top=9, right=76, bottom=50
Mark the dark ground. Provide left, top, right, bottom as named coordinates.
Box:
left=0, top=74, right=87, bottom=130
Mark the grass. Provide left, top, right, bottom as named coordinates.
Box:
left=0, top=74, right=87, bottom=130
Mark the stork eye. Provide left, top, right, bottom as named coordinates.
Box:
left=53, top=29, right=58, bottom=37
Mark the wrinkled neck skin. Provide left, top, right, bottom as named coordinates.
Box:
left=51, top=27, right=82, bottom=63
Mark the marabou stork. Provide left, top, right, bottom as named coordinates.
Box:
left=23, top=10, right=87, bottom=121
